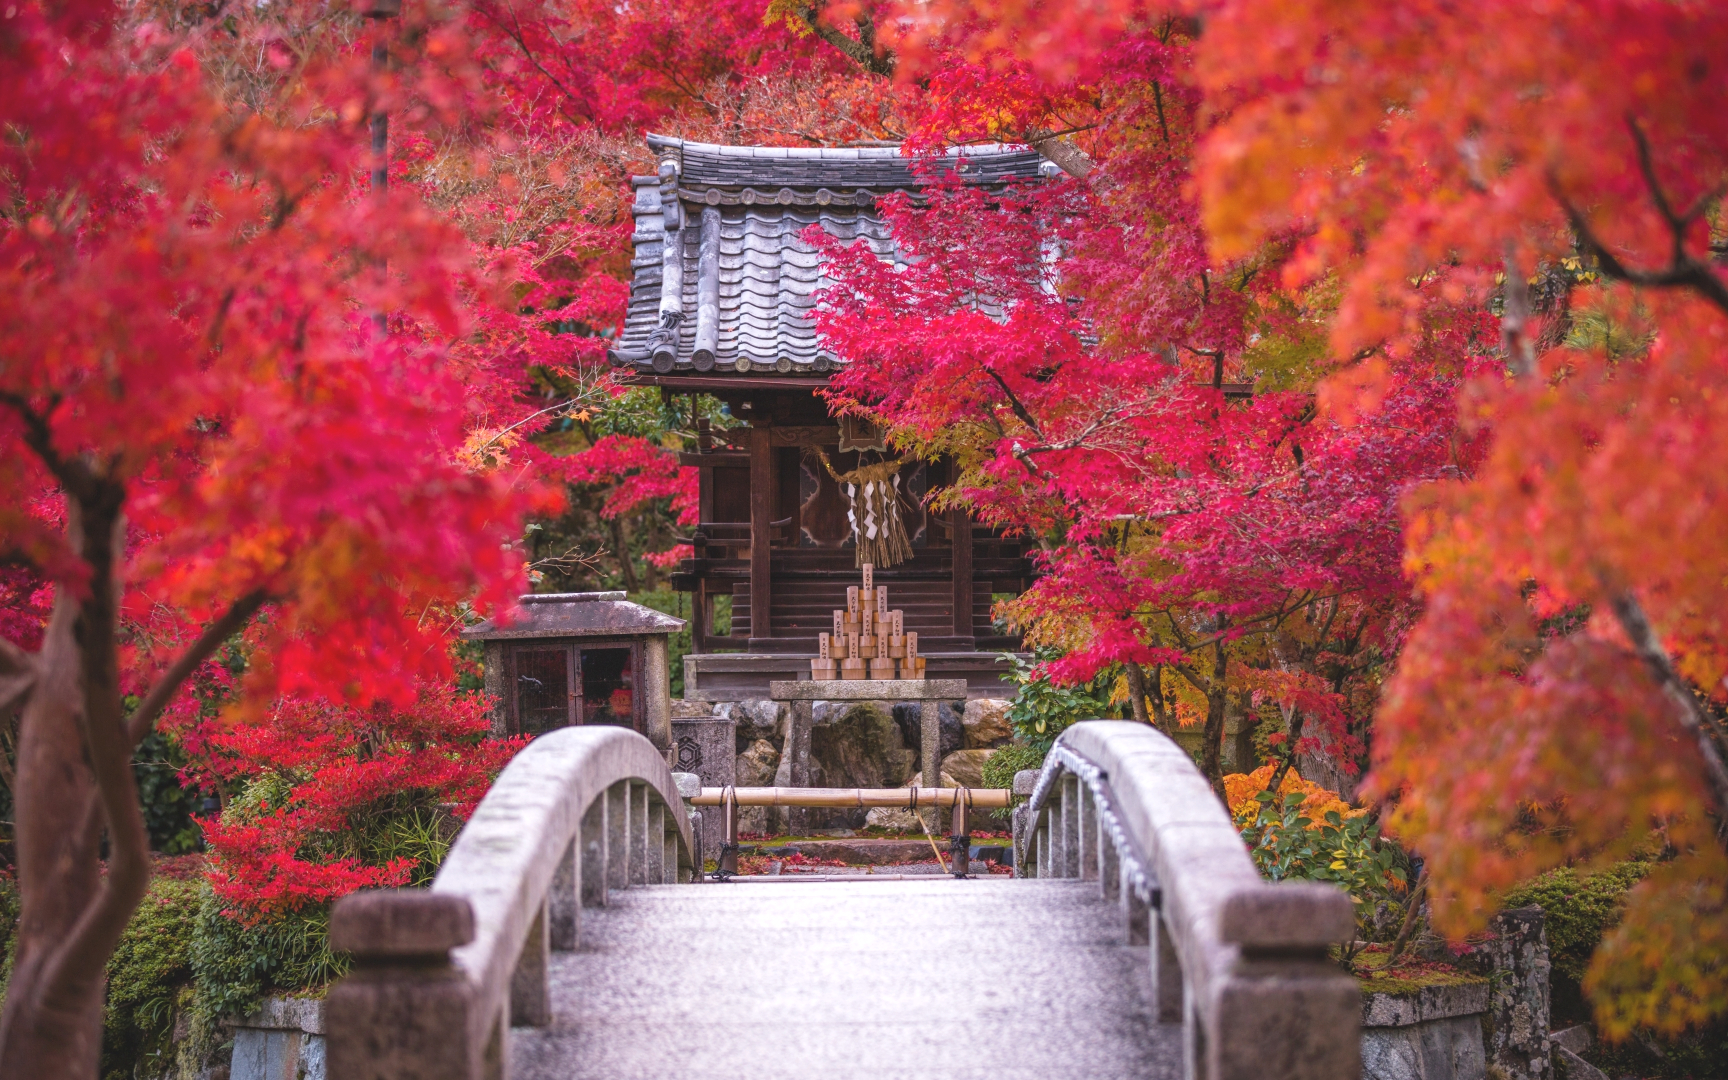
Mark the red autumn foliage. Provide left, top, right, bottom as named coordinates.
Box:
left=898, top=0, right=1728, bottom=1036
left=179, top=684, right=522, bottom=921
left=814, top=27, right=1478, bottom=785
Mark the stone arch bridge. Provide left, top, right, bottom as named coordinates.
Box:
left=324, top=722, right=1359, bottom=1080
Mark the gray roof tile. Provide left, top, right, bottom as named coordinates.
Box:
left=612, top=136, right=1046, bottom=376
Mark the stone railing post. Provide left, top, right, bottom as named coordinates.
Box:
left=1210, top=884, right=1361, bottom=1080
left=326, top=890, right=480, bottom=1080
left=1478, top=906, right=1553, bottom=1080
left=673, top=771, right=702, bottom=880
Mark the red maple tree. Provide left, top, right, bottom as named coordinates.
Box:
left=897, top=0, right=1728, bottom=1034
left=815, top=20, right=1475, bottom=793
left=0, top=0, right=555, bottom=1071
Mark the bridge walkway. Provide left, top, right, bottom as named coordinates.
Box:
left=512, top=877, right=1182, bottom=1080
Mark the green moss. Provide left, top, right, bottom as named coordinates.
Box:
left=1350, top=949, right=1487, bottom=996
left=1355, top=969, right=1489, bottom=996
left=1501, top=861, right=1650, bottom=982
left=103, top=878, right=201, bottom=1080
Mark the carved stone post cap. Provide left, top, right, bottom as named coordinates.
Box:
left=1220, top=882, right=1355, bottom=949
left=331, top=889, right=474, bottom=959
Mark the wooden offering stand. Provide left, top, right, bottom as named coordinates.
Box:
left=809, top=563, right=926, bottom=682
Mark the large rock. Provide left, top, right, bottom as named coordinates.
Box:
left=961, top=699, right=1014, bottom=748
left=735, top=739, right=780, bottom=787
left=812, top=703, right=916, bottom=786
left=939, top=748, right=996, bottom=788
left=719, top=700, right=785, bottom=749
left=1471, top=907, right=1552, bottom=1080
left=754, top=702, right=913, bottom=830
left=891, top=701, right=963, bottom=759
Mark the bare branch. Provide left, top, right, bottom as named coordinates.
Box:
left=1551, top=121, right=1728, bottom=318
left=126, top=588, right=269, bottom=747
left=0, top=636, right=35, bottom=720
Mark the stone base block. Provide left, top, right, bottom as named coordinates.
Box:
left=1362, top=1015, right=1487, bottom=1080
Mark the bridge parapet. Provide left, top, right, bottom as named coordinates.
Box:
left=1017, top=721, right=1360, bottom=1080
left=324, top=727, right=695, bottom=1080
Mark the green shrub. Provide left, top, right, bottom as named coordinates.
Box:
left=1242, top=791, right=1411, bottom=959
left=1000, top=653, right=1116, bottom=752
left=103, top=878, right=201, bottom=1080
left=134, top=731, right=204, bottom=855
left=1500, top=860, right=1650, bottom=983
left=981, top=743, right=1045, bottom=792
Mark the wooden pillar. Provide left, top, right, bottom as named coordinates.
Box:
left=950, top=505, right=974, bottom=642
left=691, top=579, right=709, bottom=655
left=749, top=423, right=773, bottom=646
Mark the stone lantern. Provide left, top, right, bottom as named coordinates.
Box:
left=463, top=592, right=685, bottom=755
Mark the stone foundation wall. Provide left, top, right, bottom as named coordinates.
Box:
left=1361, top=982, right=1490, bottom=1080
left=229, top=997, right=325, bottom=1080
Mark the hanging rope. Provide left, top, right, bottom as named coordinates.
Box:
left=818, top=450, right=913, bottom=568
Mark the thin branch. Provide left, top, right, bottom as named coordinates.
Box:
left=1605, top=588, right=1728, bottom=846
left=984, top=368, right=1046, bottom=441
left=1388, top=865, right=1430, bottom=961
left=126, top=588, right=269, bottom=747
left=1551, top=120, right=1728, bottom=318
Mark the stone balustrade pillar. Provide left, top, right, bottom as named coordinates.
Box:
left=325, top=891, right=480, bottom=1080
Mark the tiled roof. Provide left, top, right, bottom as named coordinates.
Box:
left=609, top=136, right=1054, bottom=377
left=462, top=593, right=687, bottom=641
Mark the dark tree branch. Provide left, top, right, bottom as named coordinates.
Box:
left=984, top=368, right=1046, bottom=441
left=1552, top=120, right=1728, bottom=319
left=1388, top=866, right=1430, bottom=961
left=125, top=588, right=269, bottom=748
left=794, top=3, right=895, bottom=77
left=36, top=501, right=150, bottom=1022
left=1605, top=588, right=1728, bottom=845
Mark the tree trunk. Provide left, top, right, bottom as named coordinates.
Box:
left=1267, top=706, right=1307, bottom=792
left=0, top=502, right=150, bottom=1079
left=1148, top=665, right=1171, bottom=733
left=609, top=516, right=640, bottom=593
left=1124, top=661, right=1151, bottom=726
left=1199, top=641, right=1230, bottom=801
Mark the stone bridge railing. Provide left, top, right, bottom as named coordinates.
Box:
left=1017, top=721, right=1360, bottom=1080
left=322, top=727, right=694, bottom=1080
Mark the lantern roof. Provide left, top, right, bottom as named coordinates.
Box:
left=461, top=593, right=686, bottom=641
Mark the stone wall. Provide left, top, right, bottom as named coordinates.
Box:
left=1361, top=982, right=1490, bottom=1080
left=229, top=996, right=325, bottom=1080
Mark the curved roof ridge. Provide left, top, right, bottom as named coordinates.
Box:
left=644, top=133, right=1037, bottom=160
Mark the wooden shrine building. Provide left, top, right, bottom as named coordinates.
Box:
left=610, top=135, right=1057, bottom=699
